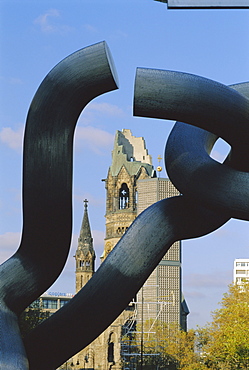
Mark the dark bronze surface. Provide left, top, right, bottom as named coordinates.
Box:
left=0, top=41, right=118, bottom=370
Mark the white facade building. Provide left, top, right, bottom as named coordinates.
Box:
left=233, top=259, right=249, bottom=285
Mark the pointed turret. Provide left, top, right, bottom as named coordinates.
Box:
left=75, top=199, right=95, bottom=293
left=78, top=199, right=93, bottom=250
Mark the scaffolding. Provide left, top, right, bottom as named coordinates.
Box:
left=120, top=282, right=175, bottom=370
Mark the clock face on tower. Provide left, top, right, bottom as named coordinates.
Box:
left=104, top=241, right=113, bottom=259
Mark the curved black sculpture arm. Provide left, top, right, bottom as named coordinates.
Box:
left=134, top=72, right=249, bottom=224
left=134, top=68, right=249, bottom=172
left=23, top=74, right=249, bottom=370
left=0, top=41, right=118, bottom=370
left=24, top=195, right=227, bottom=370
left=2, top=56, right=249, bottom=370
left=165, top=122, right=249, bottom=221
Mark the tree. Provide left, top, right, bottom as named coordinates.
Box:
left=200, top=282, right=249, bottom=370
left=121, top=283, right=249, bottom=369
left=19, top=300, right=50, bottom=338
left=165, top=325, right=208, bottom=370
left=123, top=319, right=207, bottom=369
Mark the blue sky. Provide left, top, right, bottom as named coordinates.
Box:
left=0, top=0, right=249, bottom=329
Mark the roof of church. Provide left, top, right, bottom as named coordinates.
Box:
left=110, top=129, right=154, bottom=177
left=76, top=199, right=95, bottom=257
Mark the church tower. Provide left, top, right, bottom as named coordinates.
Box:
left=102, top=129, right=155, bottom=260
left=75, top=199, right=95, bottom=293
left=70, top=129, right=187, bottom=369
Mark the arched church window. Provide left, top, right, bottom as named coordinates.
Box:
left=119, top=183, right=129, bottom=209
left=107, top=333, right=114, bottom=363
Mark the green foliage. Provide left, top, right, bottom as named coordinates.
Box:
left=19, top=300, right=50, bottom=338
left=200, top=283, right=249, bottom=370
left=121, top=283, right=249, bottom=370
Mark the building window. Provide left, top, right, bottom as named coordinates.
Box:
left=119, top=183, right=129, bottom=209
left=107, top=333, right=114, bottom=363
left=117, top=226, right=128, bottom=235
left=42, top=299, right=57, bottom=309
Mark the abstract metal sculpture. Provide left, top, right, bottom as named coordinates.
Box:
left=0, top=43, right=248, bottom=370
left=134, top=68, right=249, bottom=214
left=154, top=0, right=249, bottom=9
left=0, top=41, right=119, bottom=370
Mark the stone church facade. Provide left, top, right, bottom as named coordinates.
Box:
left=102, top=129, right=154, bottom=261
left=58, top=129, right=188, bottom=370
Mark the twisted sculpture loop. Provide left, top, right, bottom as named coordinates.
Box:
left=0, top=43, right=248, bottom=370
left=134, top=68, right=249, bottom=219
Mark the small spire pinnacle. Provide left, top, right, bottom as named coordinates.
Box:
left=157, top=155, right=163, bottom=177
left=77, top=199, right=94, bottom=252
left=84, top=198, right=88, bottom=210
left=75, top=199, right=95, bottom=292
